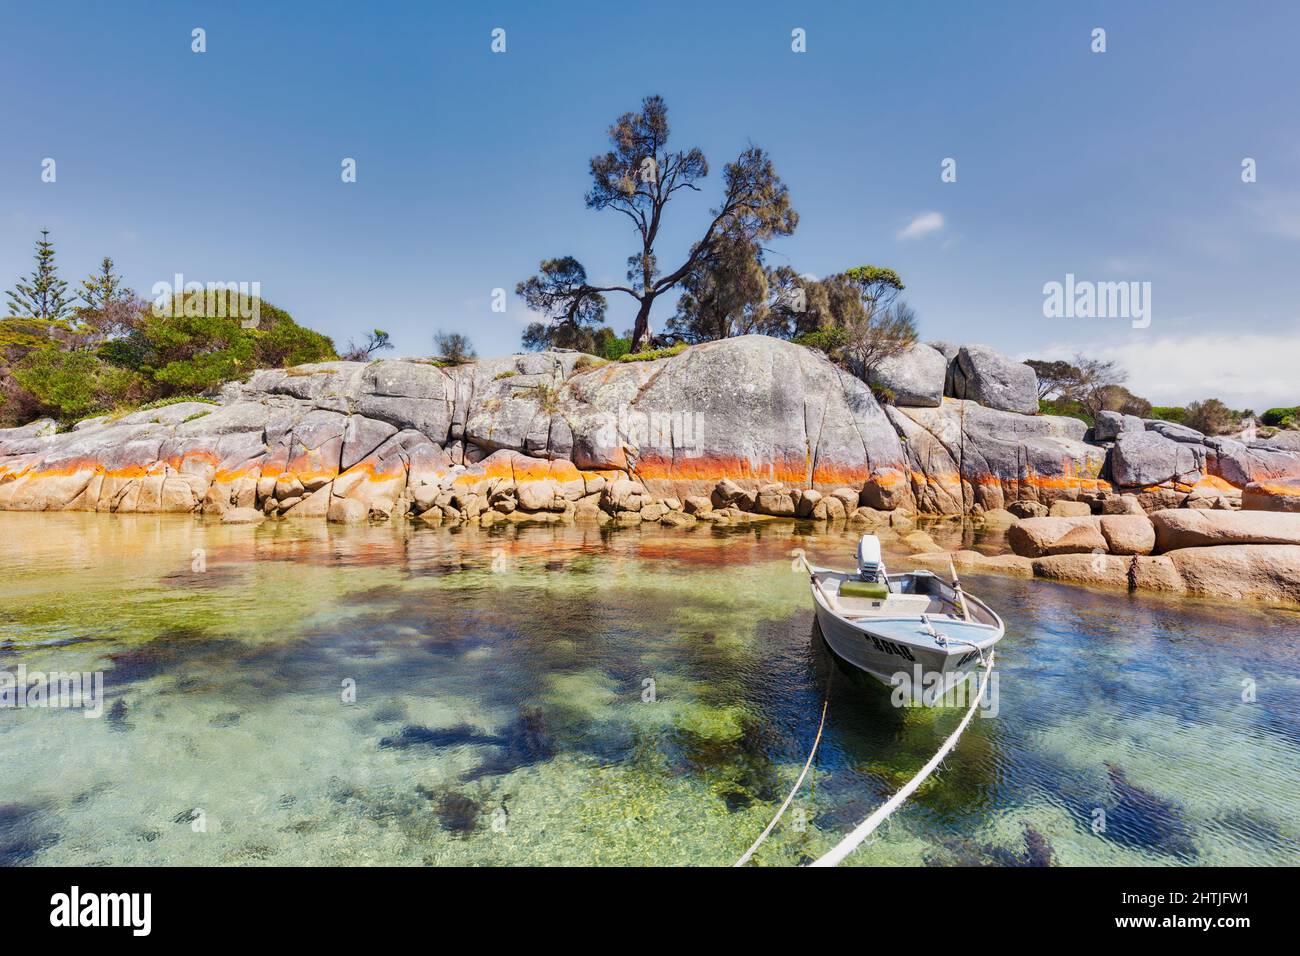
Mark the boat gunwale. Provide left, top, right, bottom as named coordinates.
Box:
left=806, top=563, right=1006, bottom=642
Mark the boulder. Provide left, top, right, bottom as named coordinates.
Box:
left=889, top=401, right=1104, bottom=514
left=977, top=554, right=1036, bottom=578
left=220, top=507, right=264, bottom=525
left=282, top=484, right=332, bottom=518
left=328, top=497, right=369, bottom=523
left=1109, top=431, right=1204, bottom=488
left=1048, top=500, right=1093, bottom=517
left=978, top=508, right=1017, bottom=527
left=517, top=480, right=558, bottom=512
left=1100, top=494, right=1146, bottom=515
left=849, top=506, right=891, bottom=526
left=928, top=341, right=959, bottom=363
left=608, top=478, right=649, bottom=512
left=683, top=495, right=713, bottom=515
left=756, top=491, right=796, bottom=516
left=1203, top=437, right=1300, bottom=488
left=1009, top=516, right=1107, bottom=557
left=861, top=467, right=912, bottom=511
left=1164, top=545, right=1300, bottom=604
left=1242, top=477, right=1300, bottom=512
left=614, top=335, right=908, bottom=496
left=901, top=530, right=942, bottom=554
left=907, top=550, right=982, bottom=572
left=1150, top=509, right=1300, bottom=551
left=811, top=495, right=847, bottom=521
left=1032, top=553, right=1132, bottom=590
left=341, top=415, right=399, bottom=470
left=889, top=510, right=915, bottom=531
left=1093, top=410, right=1145, bottom=442
left=1007, top=500, right=1048, bottom=519
left=1129, top=555, right=1186, bottom=594
left=789, top=488, right=819, bottom=518
left=866, top=343, right=947, bottom=407
left=1253, top=431, right=1300, bottom=452
left=711, top=478, right=747, bottom=509
left=829, top=487, right=860, bottom=511
left=1098, top=514, right=1155, bottom=555
left=947, top=345, right=1039, bottom=414
left=1144, top=420, right=1205, bottom=443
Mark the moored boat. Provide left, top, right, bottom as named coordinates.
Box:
left=805, top=535, right=1004, bottom=689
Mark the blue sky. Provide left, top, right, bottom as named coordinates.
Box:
left=3, top=1, right=1298, bottom=408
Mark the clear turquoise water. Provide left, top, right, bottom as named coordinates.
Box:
left=1, top=512, right=1297, bottom=866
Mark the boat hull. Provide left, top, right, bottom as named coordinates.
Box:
left=813, top=600, right=993, bottom=689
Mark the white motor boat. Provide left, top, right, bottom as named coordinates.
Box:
left=805, top=535, right=1005, bottom=689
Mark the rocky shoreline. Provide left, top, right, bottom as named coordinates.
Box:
left=2, top=334, right=1298, bottom=606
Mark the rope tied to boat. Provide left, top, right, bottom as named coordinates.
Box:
left=807, top=648, right=995, bottom=867
left=732, top=695, right=830, bottom=867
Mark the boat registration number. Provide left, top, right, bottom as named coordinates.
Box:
left=865, top=634, right=916, bottom=662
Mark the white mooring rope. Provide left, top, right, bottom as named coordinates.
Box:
left=733, top=697, right=830, bottom=867
left=738, top=554, right=996, bottom=867
left=808, top=649, right=995, bottom=867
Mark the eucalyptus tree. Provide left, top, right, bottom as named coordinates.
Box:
left=517, top=95, right=797, bottom=351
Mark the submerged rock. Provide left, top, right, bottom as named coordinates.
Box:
left=1104, top=764, right=1198, bottom=859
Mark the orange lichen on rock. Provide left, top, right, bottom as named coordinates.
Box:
left=634, top=453, right=810, bottom=486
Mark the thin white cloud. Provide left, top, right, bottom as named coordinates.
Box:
left=897, top=211, right=944, bottom=241
left=1029, top=332, right=1300, bottom=411
left=1244, top=188, right=1300, bottom=241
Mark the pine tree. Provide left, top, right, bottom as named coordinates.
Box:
left=6, top=230, right=73, bottom=320
left=79, top=256, right=128, bottom=311
left=74, top=255, right=142, bottom=343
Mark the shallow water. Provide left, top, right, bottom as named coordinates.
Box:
left=1, top=512, right=1297, bottom=866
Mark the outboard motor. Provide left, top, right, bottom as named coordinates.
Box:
left=856, top=534, right=885, bottom=582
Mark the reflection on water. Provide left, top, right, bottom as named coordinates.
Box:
left=0, top=512, right=1297, bottom=866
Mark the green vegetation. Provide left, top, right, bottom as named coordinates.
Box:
left=791, top=326, right=849, bottom=355
left=13, top=349, right=142, bottom=421
left=1, top=231, right=337, bottom=426
left=618, top=342, right=687, bottom=363
left=341, top=329, right=392, bottom=362
left=531, top=382, right=561, bottom=412
left=1039, top=396, right=1094, bottom=426
left=5, top=230, right=74, bottom=320
left=1029, top=356, right=1258, bottom=435
left=1148, top=406, right=1188, bottom=425
left=434, top=330, right=477, bottom=365
left=599, top=333, right=632, bottom=361
left=139, top=394, right=219, bottom=410
left=1262, top=406, right=1300, bottom=429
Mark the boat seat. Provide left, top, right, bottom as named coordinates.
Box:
left=838, top=580, right=890, bottom=600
